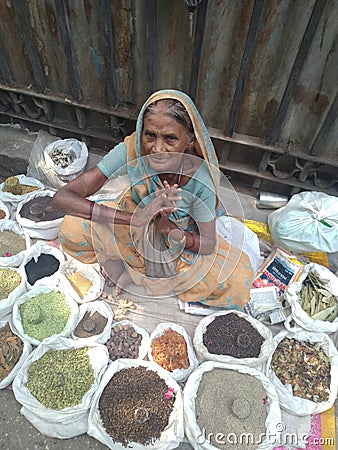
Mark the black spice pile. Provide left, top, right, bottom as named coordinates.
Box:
left=20, top=196, right=64, bottom=222
left=25, top=253, right=60, bottom=285
left=203, top=313, right=264, bottom=358
left=99, top=366, right=175, bottom=447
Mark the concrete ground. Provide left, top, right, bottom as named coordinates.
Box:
left=0, top=124, right=337, bottom=450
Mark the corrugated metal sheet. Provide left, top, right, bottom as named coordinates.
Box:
left=0, top=0, right=336, bottom=194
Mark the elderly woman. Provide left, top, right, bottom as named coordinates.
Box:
left=52, top=90, right=253, bottom=308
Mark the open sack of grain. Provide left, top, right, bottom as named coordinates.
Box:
left=184, top=361, right=281, bottom=450
left=12, top=336, right=108, bottom=438
left=265, top=329, right=338, bottom=415
left=88, top=358, right=184, bottom=450
left=284, top=262, right=338, bottom=333
left=0, top=219, right=31, bottom=267
left=0, top=175, right=44, bottom=217
left=193, top=310, right=274, bottom=370
left=0, top=266, right=27, bottom=319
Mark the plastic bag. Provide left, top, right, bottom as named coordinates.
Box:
left=193, top=310, right=274, bottom=370
left=71, top=300, right=114, bottom=344
left=20, top=241, right=65, bottom=289
left=184, top=361, right=281, bottom=450
left=60, top=259, right=105, bottom=303
left=16, top=189, right=64, bottom=240
left=106, top=319, right=150, bottom=362
left=0, top=219, right=31, bottom=267
left=87, top=358, right=184, bottom=450
left=0, top=319, right=32, bottom=389
left=268, top=191, right=338, bottom=253
left=12, top=284, right=79, bottom=346
left=12, top=336, right=109, bottom=438
left=0, top=266, right=27, bottom=319
left=45, top=138, right=88, bottom=180
left=284, top=263, right=338, bottom=333
left=265, top=329, right=338, bottom=415
left=148, top=322, right=198, bottom=382
left=0, top=174, right=44, bottom=215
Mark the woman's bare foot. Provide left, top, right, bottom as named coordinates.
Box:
left=115, top=271, right=132, bottom=295
left=100, top=259, right=125, bottom=288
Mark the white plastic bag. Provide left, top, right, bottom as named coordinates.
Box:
left=60, top=259, right=105, bottom=303
left=193, top=310, right=274, bottom=369
left=106, top=319, right=150, bottom=361
left=20, top=241, right=65, bottom=289
left=88, top=358, right=184, bottom=450
left=284, top=263, right=338, bottom=334
left=12, top=336, right=109, bottom=438
left=0, top=319, right=32, bottom=389
left=0, top=174, right=44, bottom=213
left=265, top=329, right=338, bottom=415
left=0, top=219, right=31, bottom=267
left=16, top=189, right=65, bottom=240
left=268, top=191, right=338, bottom=253
left=149, top=322, right=199, bottom=382
left=44, top=138, right=88, bottom=181
left=184, top=361, right=281, bottom=450
left=12, top=284, right=79, bottom=346
left=0, top=266, right=27, bottom=319
left=71, top=300, right=114, bottom=344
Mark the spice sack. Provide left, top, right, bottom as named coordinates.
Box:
left=0, top=219, right=31, bottom=267
left=12, top=337, right=109, bottom=438
left=265, top=329, right=338, bottom=416
left=284, top=263, right=338, bottom=334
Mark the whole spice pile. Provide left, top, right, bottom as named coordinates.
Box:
left=49, top=147, right=76, bottom=168
left=196, top=369, right=268, bottom=450
left=105, top=323, right=142, bottom=360
left=24, top=253, right=60, bottom=285
left=99, top=366, right=175, bottom=447
left=73, top=311, right=108, bottom=338
left=0, top=323, right=24, bottom=381
left=0, top=230, right=26, bottom=256
left=2, top=176, right=40, bottom=195
left=298, top=271, right=338, bottom=322
left=66, top=271, right=93, bottom=298
left=151, top=328, right=189, bottom=371
left=26, top=347, right=94, bottom=410
left=203, top=313, right=264, bottom=358
left=19, top=196, right=64, bottom=222
left=271, top=338, right=331, bottom=402
left=19, top=291, right=71, bottom=341
left=0, top=268, right=21, bottom=299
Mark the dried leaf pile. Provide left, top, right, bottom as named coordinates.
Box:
left=271, top=338, right=331, bottom=403
left=151, top=328, right=189, bottom=372
left=299, top=271, right=338, bottom=322
left=0, top=323, right=24, bottom=381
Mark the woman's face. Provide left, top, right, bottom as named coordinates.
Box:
left=141, top=113, right=195, bottom=173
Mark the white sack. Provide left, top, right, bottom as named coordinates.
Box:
left=107, top=320, right=150, bottom=361
left=0, top=219, right=31, bottom=267
left=44, top=138, right=88, bottom=180
left=0, top=266, right=27, bottom=320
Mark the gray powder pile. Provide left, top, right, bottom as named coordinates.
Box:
left=195, top=369, right=268, bottom=450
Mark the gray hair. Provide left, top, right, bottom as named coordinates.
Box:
left=143, top=99, right=194, bottom=139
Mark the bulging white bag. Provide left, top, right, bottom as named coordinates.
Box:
left=193, top=310, right=274, bottom=369
left=20, top=241, right=65, bottom=289
left=12, top=284, right=79, bottom=346
left=284, top=263, right=338, bottom=334
left=88, top=358, right=184, bottom=450
left=0, top=319, right=32, bottom=389
left=149, top=322, right=198, bottom=382
left=0, top=266, right=27, bottom=319
left=71, top=300, right=114, bottom=344
left=268, top=191, right=338, bottom=253
left=60, top=259, right=105, bottom=303
left=106, top=319, right=150, bottom=361
left=0, top=175, right=44, bottom=214
left=12, top=336, right=109, bottom=438
left=0, top=219, right=31, bottom=267
left=265, top=329, right=338, bottom=415
left=184, top=361, right=281, bottom=450
left=44, top=138, right=88, bottom=181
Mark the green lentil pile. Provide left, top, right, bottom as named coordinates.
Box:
left=0, top=268, right=22, bottom=299
left=26, top=347, right=94, bottom=410
left=19, top=291, right=71, bottom=341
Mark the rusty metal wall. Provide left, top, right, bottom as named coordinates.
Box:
left=0, top=0, right=337, bottom=195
